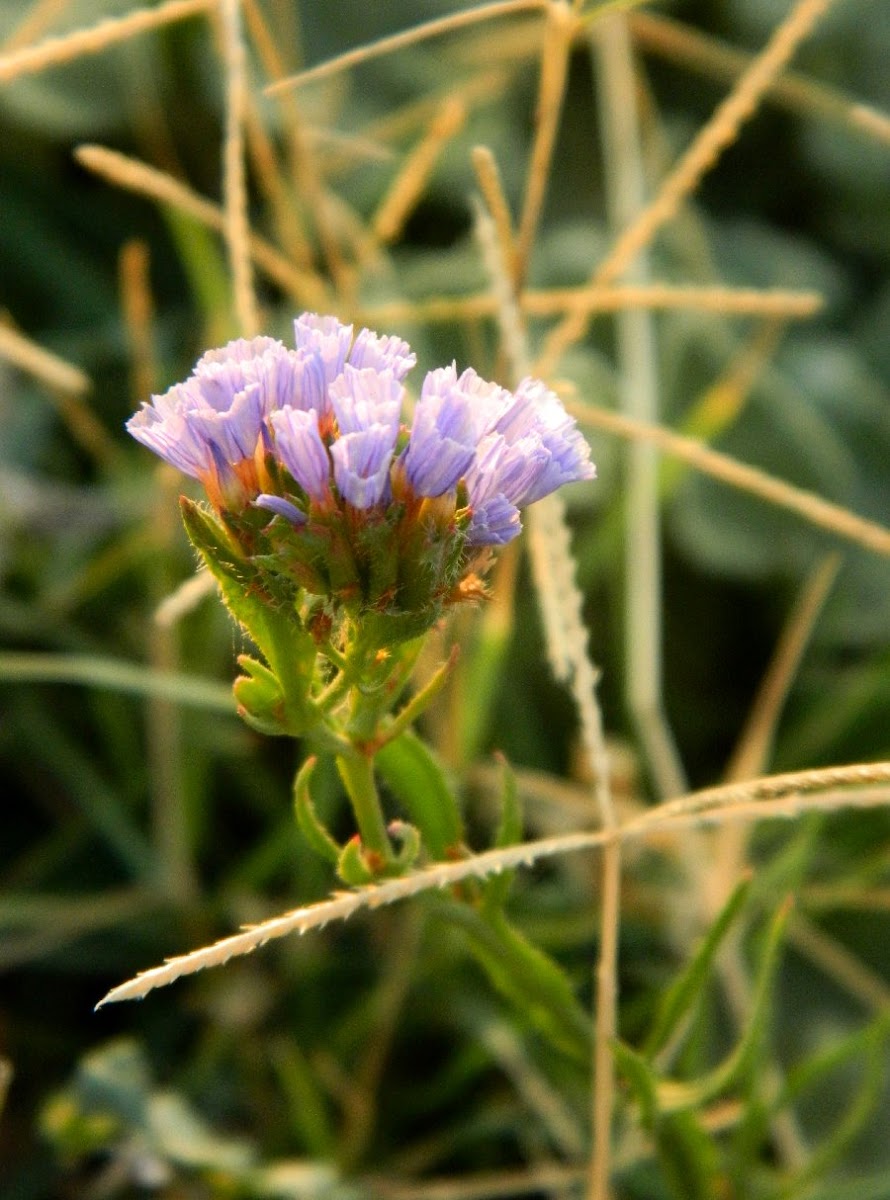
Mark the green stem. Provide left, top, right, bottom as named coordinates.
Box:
left=375, top=645, right=459, bottom=751
left=336, top=751, right=391, bottom=859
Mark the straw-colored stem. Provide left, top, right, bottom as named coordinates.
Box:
left=630, top=11, right=890, bottom=149
left=95, top=763, right=890, bottom=1007
left=514, top=1, right=577, bottom=289
left=536, top=0, right=838, bottom=376
left=0, top=0, right=212, bottom=83
left=569, top=403, right=890, bottom=560
left=0, top=321, right=89, bottom=396
left=356, top=282, right=824, bottom=326
left=74, top=144, right=327, bottom=307
left=372, top=96, right=467, bottom=245
left=476, top=155, right=618, bottom=1200
left=265, top=0, right=547, bottom=95
left=1, top=0, right=70, bottom=54
left=119, top=239, right=157, bottom=406
left=219, top=0, right=258, bottom=337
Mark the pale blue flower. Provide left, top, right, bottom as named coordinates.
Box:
left=127, top=316, right=595, bottom=552
left=331, top=427, right=396, bottom=509
left=269, top=407, right=331, bottom=502
left=348, top=329, right=416, bottom=379
left=398, top=365, right=486, bottom=497
left=463, top=379, right=595, bottom=543
left=254, top=494, right=308, bottom=526
left=330, top=366, right=402, bottom=440
left=293, top=313, right=353, bottom=409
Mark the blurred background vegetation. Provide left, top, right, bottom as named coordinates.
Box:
left=1, top=0, right=889, bottom=1197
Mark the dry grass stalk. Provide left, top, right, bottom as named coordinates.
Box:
left=356, top=283, right=823, bottom=327
left=95, top=762, right=890, bottom=1007
left=470, top=146, right=517, bottom=279
left=372, top=96, right=467, bottom=245
left=74, top=144, right=327, bottom=307
left=570, top=402, right=890, bottom=560
left=154, top=572, right=217, bottom=628
left=537, top=0, right=838, bottom=376
left=0, top=0, right=212, bottom=83
left=0, top=321, right=90, bottom=395
left=476, top=174, right=617, bottom=1200
left=362, top=66, right=513, bottom=150
left=118, top=240, right=157, bottom=406
left=589, top=14, right=657, bottom=1195
left=709, top=556, right=840, bottom=1167
left=0, top=321, right=118, bottom=465
left=726, top=554, right=840, bottom=787
left=265, top=0, right=547, bottom=95
left=787, top=914, right=890, bottom=1013
left=240, top=0, right=319, bottom=270
left=514, top=1, right=577, bottom=289
left=0, top=0, right=70, bottom=54
left=630, top=11, right=890, bottom=149
left=219, top=0, right=258, bottom=337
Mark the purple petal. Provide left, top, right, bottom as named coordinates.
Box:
left=126, top=397, right=209, bottom=477
left=467, top=494, right=521, bottom=545
left=330, top=427, right=395, bottom=509
left=188, top=381, right=265, bottom=462
left=270, top=407, right=332, bottom=501
left=329, top=365, right=403, bottom=439
left=399, top=366, right=485, bottom=497
left=349, top=328, right=416, bottom=379
left=293, top=313, right=353, bottom=386
left=516, top=426, right=596, bottom=506
left=254, top=494, right=308, bottom=526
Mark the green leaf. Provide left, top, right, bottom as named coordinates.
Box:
left=442, top=902, right=590, bottom=1064
left=656, top=897, right=792, bottom=1114
left=613, top=1038, right=659, bottom=1128
left=375, top=730, right=464, bottom=860
left=644, top=872, right=753, bottom=1059
left=481, top=753, right=522, bottom=912
left=775, top=1009, right=890, bottom=1195
left=655, top=1110, right=722, bottom=1200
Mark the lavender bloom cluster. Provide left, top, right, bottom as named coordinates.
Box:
left=128, top=314, right=595, bottom=555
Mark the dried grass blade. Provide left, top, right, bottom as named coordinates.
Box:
left=570, top=403, right=890, bottom=560
left=0, top=0, right=212, bottom=84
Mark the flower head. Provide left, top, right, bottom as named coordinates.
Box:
left=127, top=313, right=594, bottom=632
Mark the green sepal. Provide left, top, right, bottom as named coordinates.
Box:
left=233, top=654, right=293, bottom=737
left=180, top=497, right=263, bottom=627
left=375, top=731, right=464, bottom=860
left=353, top=508, right=400, bottom=605
left=337, top=836, right=377, bottom=886
left=182, top=498, right=329, bottom=739
left=293, top=757, right=341, bottom=865
left=360, top=605, right=443, bottom=651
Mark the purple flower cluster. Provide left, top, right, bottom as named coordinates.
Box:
left=127, top=314, right=594, bottom=547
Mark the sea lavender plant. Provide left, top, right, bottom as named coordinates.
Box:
left=128, top=313, right=594, bottom=882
